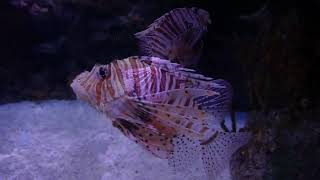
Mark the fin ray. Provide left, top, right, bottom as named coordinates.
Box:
left=112, top=118, right=173, bottom=159
left=135, top=8, right=211, bottom=66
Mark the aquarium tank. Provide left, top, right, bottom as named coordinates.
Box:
left=0, top=0, right=319, bottom=179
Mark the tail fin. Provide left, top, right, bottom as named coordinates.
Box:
left=168, top=132, right=251, bottom=179
left=135, top=7, right=211, bottom=67
left=201, top=132, right=251, bottom=179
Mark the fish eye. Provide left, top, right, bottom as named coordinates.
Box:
left=99, top=66, right=109, bottom=79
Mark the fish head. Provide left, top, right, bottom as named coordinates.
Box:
left=70, top=64, right=115, bottom=111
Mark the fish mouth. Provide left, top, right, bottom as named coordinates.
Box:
left=70, top=71, right=91, bottom=100
left=70, top=65, right=102, bottom=101
left=70, top=64, right=100, bottom=91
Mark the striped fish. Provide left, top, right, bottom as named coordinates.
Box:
left=135, top=7, right=211, bottom=67
left=71, top=56, right=250, bottom=179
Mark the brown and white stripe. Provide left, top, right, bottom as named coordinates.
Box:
left=135, top=8, right=211, bottom=66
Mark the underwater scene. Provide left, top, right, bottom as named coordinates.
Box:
left=0, top=0, right=319, bottom=180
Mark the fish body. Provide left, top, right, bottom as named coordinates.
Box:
left=71, top=56, right=229, bottom=132
left=71, top=56, right=250, bottom=179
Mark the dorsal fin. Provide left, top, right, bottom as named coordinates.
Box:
left=135, top=8, right=211, bottom=67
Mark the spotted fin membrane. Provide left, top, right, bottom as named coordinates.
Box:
left=200, top=132, right=251, bottom=179
left=168, top=132, right=251, bottom=179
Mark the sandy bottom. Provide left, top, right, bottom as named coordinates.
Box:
left=0, top=100, right=214, bottom=180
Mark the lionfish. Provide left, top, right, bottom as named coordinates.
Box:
left=71, top=8, right=250, bottom=179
